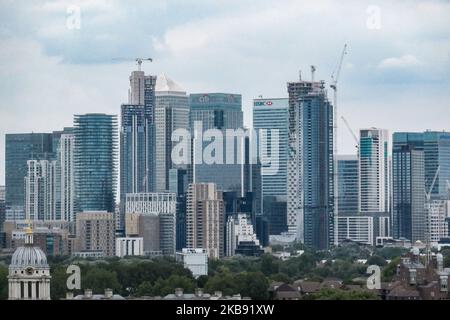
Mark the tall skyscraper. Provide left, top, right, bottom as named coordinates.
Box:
left=0, top=186, right=5, bottom=233
left=359, top=128, right=390, bottom=213
left=189, top=93, right=245, bottom=194
left=74, top=114, right=118, bottom=213
left=155, top=74, right=189, bottom=192
left=287, top=80, right=324, bottom=241
left=287, top=79, right=334, bottom=249
left=337, top=155, right=359, bottom=215
left=186, top=183, right=224, bottom=259
left=392, top=132, right=426, bottom=242
left=55, top=132, right=75, bottom=222
left=128, top=70, right=157, bottom=190
left=253, top=98, right=288, bottom=194
left=24, top=160, right=56, bottom=221
left=423, top=131, right=450, bottom=199
left=5, top=133, right=54, bottom=220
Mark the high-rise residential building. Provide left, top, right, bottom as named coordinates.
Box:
left=74, top=114, right=118, bottom=214
left=287, top=80, right=323, bottom=241
left=429, top=200, right=450, bottom=245
left=115, top=237, right=144, bottom=257
left=226, top=213, right=261, bottom=256
left=128, top=69, right=157, bottom=190
left=155, top=74, right=189, bottom=192
left=287, top=79, right=334, bottom=249
left=75, top=211, right=115, bottom=257
left=55, top=132, right=75, bottom=222
left=0, top=186, right=5, bottom=233
left=120, top=104, right=146, bottom=229
left=359, top=128, right=390, bottom=213
left=186, top=183, right=224, bottom=259
left=189, top=93, right=245, bottom=194
left=423, top=131, right=450, bottom=199
left=337, top=155, right=359, bottom=215
left=169, top=168, right=189, bottom=251
left=5, top=133, right=54, bottom=220
left=392, top=133, right=426, bottom=242
left=125, top=193, right=176, bottom=255
left=24, top=160, right=56, bottom=221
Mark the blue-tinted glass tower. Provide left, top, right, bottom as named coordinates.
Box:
left=74, top=114, right=118, bottom=214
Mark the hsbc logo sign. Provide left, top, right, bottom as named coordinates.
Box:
left=254, top=101, right=273, bottom=106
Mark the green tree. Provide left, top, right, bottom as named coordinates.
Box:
left=204, top=271, right=238, bottom=296
left=82, top=268, right=121, bottom=293
left=136, top=281, right=153, bottom=297
left=235, top=272, right=269, bottom=300
left=382, top=257, right=400, bottom=282
left=0, top=265, right=8, bottom=300
left=151, top=275, right=196, bottom=297
left=366, top=255, right=387, bottom=267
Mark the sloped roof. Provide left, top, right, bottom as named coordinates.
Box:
left=155, top=74, right=185, bottom=93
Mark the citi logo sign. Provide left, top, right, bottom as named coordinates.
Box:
left=254, top=101, right=273, bottom=106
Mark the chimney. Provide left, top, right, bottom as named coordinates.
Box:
left=66, top=292, right=74, bottom=300
left=84, top=289, right=93, bottom=299
left=105, top=288, right=113, bottom=299
left=195, top=288, right=203, bottom=297
left=175, top=288, right=184, bottom=297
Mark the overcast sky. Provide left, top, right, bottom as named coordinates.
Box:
left=0, top=0, right=449, bottom=185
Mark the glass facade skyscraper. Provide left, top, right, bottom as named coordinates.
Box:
left=423, top=131, right=450, bottom=199
left=5, top=133, right=54, bottom=220
left=337, top=155, right=359, bottom=215
left=359, top=128, right=390, bottom=213
left=74, top=114, right=118, bottom=214
left=288, top=80, right=334, bottom=249
left=392, top=132, right=426, bottom=242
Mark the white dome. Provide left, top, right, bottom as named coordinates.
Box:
left=10, top=245, right=48, bottom=269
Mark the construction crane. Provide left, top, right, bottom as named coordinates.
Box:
left=330, top=45, right=347, bottom=246
left=112, top=57, right=153, bottom=71
left=341, top=116, right=359, bottom=151
left=425, top=166, right=440, bottom=266
left=311, top=65, right=316, bottom=82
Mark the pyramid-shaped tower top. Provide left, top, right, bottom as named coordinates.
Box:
left=155, top=74, right=186, bottom=95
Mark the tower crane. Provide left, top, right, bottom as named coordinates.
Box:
left=331, top=44, right=347, bottom=246
left=112, top=57, right=153, bottom=71
left=341, top=116, right=359, bottom=152
left=425, top=166, right=440, bottom=266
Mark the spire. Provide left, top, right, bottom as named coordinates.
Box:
left=24, top=220, right=33, bottom=245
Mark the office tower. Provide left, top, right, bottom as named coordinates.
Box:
left=74, top=114, right=118, bottom=213
left=55, top=132, right=75, bottom=222
left=5, top=133, right=54, bottom=220
left=423, top=131, right=450, bottom=199
left=75, top=211, right=115, bottom=257
left=337, top=155, right=359, bottom=215
left=189, top=93, right=245, bottom=193
left=155, top=74, right=189, bottom=192
left=169, top=168, right=189, bottom=251
left=125, top=193, right=176, bottom=255
left=186, top=183, right=224, bottom=259
left=24, top=160, right=56, bottom=221
left=392, top=133, right=426, bottom=242
left=253, top=98, right=288, bottom=197
left=263, top=196, right=288, bottom=235
left=128, top=69, right=157, bottom=190
left=287, top=79, right=334, bottom=249
left=359, top=128, right=390, bottom=213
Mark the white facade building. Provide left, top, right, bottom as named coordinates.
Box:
left=176, top=248, right=208, bottom=278
left=429, top=200, right=450, bottom=245
left=115, top=237, right=144, bottom=257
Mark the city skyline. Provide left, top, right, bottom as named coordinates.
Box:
left=1, top=0, right=450, bottom=185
